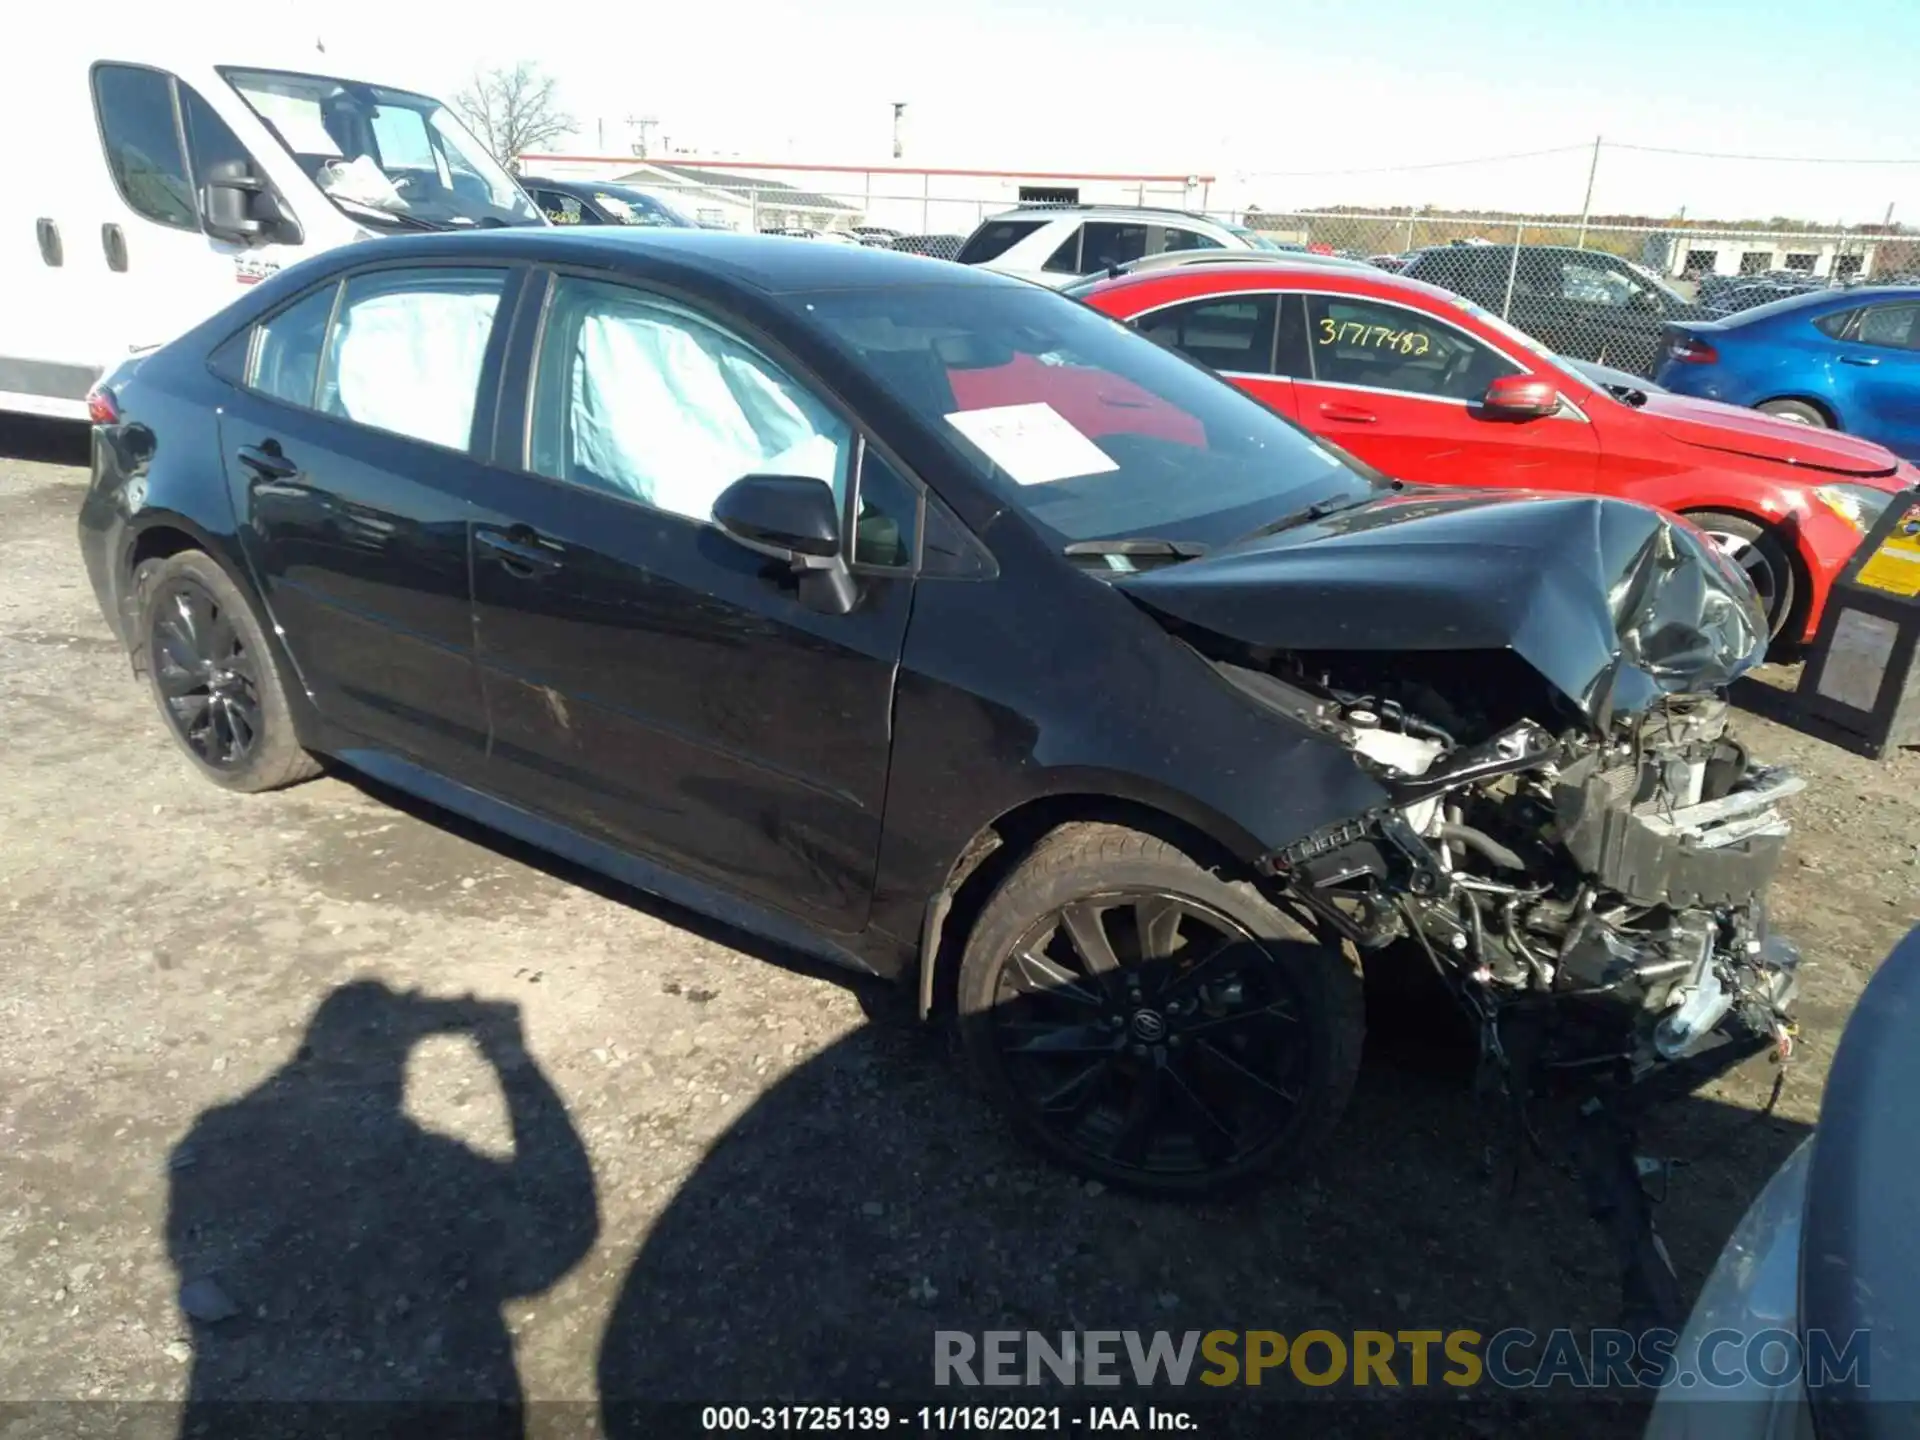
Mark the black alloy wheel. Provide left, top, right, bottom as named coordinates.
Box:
left=990, top=891, right=1311, bottom=1182
left=149, top=575, right=263, bottom=770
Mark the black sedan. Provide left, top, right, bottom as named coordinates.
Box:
left=80, top=229, right=1800, bottom=1208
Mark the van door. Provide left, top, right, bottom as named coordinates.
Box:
left=0, top=52, right=115, bottom=417
left=88, top=64, right=310, bottom=361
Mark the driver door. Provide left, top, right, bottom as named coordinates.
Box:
left=1282, top=293, right=1599, bottom=491
left=463, top=272, right=920, bottom=933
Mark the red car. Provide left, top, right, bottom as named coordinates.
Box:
left=1075, top=262, right=1918, bottom=641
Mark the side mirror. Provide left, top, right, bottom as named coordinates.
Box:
left=200, top=158, right=300, bottom=247
left=1480, top=375, right=1562, bottom=420
left=712, top=473, right=857, bottom=614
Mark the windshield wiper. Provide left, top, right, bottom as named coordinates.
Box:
left=1063, top=537, right=1210, bottom=567
left=1232, top=493, right=1377, bottom=544
left=329, top=195, right=445, bottom=232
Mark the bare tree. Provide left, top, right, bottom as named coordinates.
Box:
left=454, top=63, right=575, bottom=168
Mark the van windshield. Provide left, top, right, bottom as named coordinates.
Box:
left=222, top=68, right=542, bottom=231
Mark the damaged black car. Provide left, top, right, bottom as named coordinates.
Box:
left=80, top=231, right=1799, bottom=1318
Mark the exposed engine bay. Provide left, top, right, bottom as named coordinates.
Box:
left=1226, top=653, right=1801, bottom=1079
left=1116, top=489, right=1806, bottom=1323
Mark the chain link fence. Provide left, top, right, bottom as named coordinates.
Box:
left=551, top=175, right=1919, bottom=379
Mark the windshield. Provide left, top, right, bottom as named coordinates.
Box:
left=791, top=283, right=1383, bottom=549
left=590, top=184, right=698, bottom=228
left=222, top=68, right=542, bottom=230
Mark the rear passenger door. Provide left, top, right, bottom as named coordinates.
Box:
left=1831, top=301, right=1920, bottom=461
left=219, top=262, right=519, bottom=780
left=1131, top=291, right=1301, bottom=418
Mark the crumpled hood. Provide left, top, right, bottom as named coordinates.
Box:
left=1635, top=391, right=1902, bottom=480
left=1116, top=490, right=1769, bottom=730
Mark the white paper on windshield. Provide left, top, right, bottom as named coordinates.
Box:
left=944, top=403, right=1118, bottom=486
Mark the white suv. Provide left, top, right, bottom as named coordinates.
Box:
left=954, top=206, right=1289, bottom=287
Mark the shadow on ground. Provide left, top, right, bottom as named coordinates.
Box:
left=0, top=415, right=91, bottom=468
left=159, top=952, right=1808, bottom=1440
left=165, top=981, right=598, bottom=1440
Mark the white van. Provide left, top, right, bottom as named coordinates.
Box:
left=0, top=39, right=547, bottom=421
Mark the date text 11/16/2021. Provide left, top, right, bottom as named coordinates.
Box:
left=700, top=1405, right=1197, bottom=1432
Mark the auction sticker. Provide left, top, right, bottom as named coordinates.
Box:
left=1855, top=503, right=1920, bottom=598
left=945, top=403, right=1119, bottom=486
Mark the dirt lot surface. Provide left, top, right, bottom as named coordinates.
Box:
left=3, top=416, right=1917, bottom=1437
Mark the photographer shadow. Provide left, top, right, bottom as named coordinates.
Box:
left=165, top=980, right=598, bottom=1440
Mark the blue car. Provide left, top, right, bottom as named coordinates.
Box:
left=1654, top=285, right=1920, bottom=461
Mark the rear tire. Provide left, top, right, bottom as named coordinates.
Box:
left=1756, top=398, right=1829, bottom=428
left=956, top=822, right=1364, bottom=1197
left=135, top=551, right=321, bottom=794
left=1683, top=510, right=1798, bottom=641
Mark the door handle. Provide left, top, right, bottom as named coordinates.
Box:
left=477, top=525, right=565, bottom=577
left=101, top=222, right=127, bottom=273
left=1318, top=402, right=1378, bottom=423
left=237, top=442, right=298, bottom=479
left=34, top=218, right=62, bottom=267
left=1840, top=354, right=1880, bottom=367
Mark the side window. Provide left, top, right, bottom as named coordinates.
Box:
left=530, top=276, right=853, bottom=524
left=1138, top=296, right=1278, bottom=374
left=536, top=190, right=586, bottom=225
left=1158, top=227, right=1224, bottom=254
left=852, top=447, right=920, bottom=568
left=178, top=85, right=250, bottom=188
left=92, top=64, right=195, bottom=230
left=247, top=282, right=340, bottom=407
left=956, top=219, right=1046, bottom=265
left=1079, top=223, right=1149, bottom=273
left=1303, top=295, right=1520, bottom=401
left=1558, top=259, right=1638, bottom=308
left=316, top=267, right=507, bottom=449
left=1856, top=304, right=1919, bottom=350
left=1042, top=227, right=1084, bottom=274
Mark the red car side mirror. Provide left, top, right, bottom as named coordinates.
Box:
left=1481, top=374, right=1562, bottom=419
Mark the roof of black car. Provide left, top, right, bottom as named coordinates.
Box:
left=331, top=227, right=1020, bottom=295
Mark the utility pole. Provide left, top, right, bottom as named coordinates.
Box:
left=892, top=102, right=907, bottom=160
left=1575, top=134, right=1601, bottom=250
left=627, top=114, right=659, bottom=158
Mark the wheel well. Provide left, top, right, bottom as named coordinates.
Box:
left=128, top=524, right=202, bottom=577
left=1757, top=394, right=1838, bottom=427
left=915, top=793, right=1253, bottom=1020
left=1678, top=504, right=1815, bottom=642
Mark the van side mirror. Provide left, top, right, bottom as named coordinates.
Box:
left=200, top=158, right=302, bottom=247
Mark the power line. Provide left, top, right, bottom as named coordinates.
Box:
left=1237, top=144, right=1591, bottom=179
left=1606, top=141, right=1920, bottom=165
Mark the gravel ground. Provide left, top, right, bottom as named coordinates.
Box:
left=3, top=416, right=1916, bottom=1437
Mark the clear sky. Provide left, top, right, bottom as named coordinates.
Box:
left=94, top=0, right=1920, bottom=223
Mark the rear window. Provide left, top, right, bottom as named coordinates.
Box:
left=956, top=219, right=1046, bottom=265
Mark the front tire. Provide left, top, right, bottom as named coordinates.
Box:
left=136, top=551, right=321, bottom=793
left=1685, top=510, right=1797, bottom=640
left=956, top=822, right=1364, bottom=1197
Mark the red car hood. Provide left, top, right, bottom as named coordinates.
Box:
left=1635, top=391, right=1903, bottom=482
